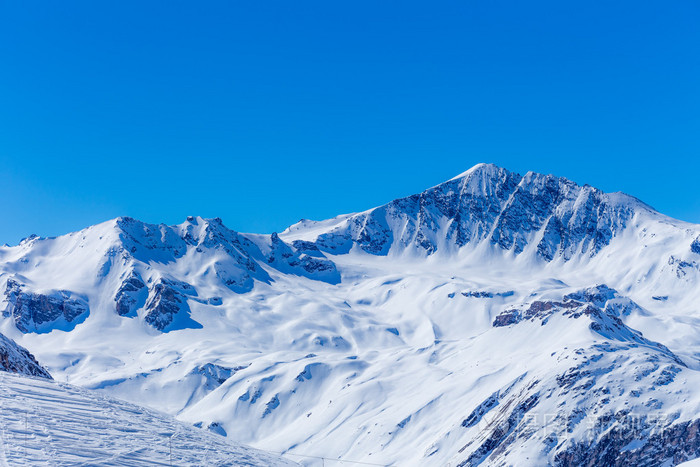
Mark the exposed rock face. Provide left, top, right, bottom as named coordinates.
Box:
left=115, top=216, right=341, bottom=292
left=453, top=343, right=692, bottom=466
left=2, top=279, right=88, bottom=334
left=117, top=216, right=270, bottom=293
left=143, top=278, right=201, bottom=332
left=492, top=285, right=682, bottom=364
left=461, top=390, right=503, bottom=429
left=448, top=284, right=694, bottom=466
left=179, top=363, right=251, bottom=413
left=458, top=393, right=541, bottom=467
left=0, top=332, right=51, bottom=379
left=494, top=285, right=635, bottom=325
left=193, top=363, right=238, bottom=386
left=666, top=255, right=699, bottom=280
left=114, top=271, right=146, bottom=316
left=0, top=216, right=344, bottom=335
left=191, top=362, right=248, bottom=392
left=307, top=164, right=636, bottom=261
left=462, top=290, right=514, bottom=299
left=291, top=240, right=324, bottom=257
left=554, top=418, right=700, bottom=466
left=691, top=236, right=700, bottom=255
left=263, top=232, right=340, bottom=284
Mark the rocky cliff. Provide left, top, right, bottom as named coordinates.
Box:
left=0, top=331, right=51, bottom=379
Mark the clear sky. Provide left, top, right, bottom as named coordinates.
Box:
left=1, top=1, right=698, bottom=245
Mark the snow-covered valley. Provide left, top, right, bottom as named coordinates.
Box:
left=2, top=163, right=700, bottom=466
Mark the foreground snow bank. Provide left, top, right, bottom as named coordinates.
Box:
left=0, top=371, right=296, bottom=466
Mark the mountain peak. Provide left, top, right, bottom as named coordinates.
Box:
left=448, top=163, right=587, bottom=193
left=292, top=163, right=647, bottom=260
left=442, top=163, right=523, bottom=199
left=448, top=162, right=505, bottom=181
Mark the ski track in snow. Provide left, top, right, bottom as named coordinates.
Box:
left=0, top=372, right=296, bottom=466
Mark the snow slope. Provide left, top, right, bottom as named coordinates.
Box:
left=2, top=163, right=700, bottom=466
left=0, top=371, right=295, bottom=466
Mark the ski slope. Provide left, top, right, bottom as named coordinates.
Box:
left=0, top=371, right=295, bottom=466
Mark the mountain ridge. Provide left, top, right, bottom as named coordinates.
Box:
left=282, top=163, right=675, bottom=261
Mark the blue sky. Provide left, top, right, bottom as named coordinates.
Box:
left=1, top=1, right=698, bottom=244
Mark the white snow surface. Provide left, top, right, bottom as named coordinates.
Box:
left=0, top=371, right=295, bottom=466
left=2, top=163, right=700, bottom=466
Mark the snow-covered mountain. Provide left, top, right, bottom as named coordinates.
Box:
left=284, top=163, right=643, bottom=260
left=0, top=215, right=338, bottom=334
left=2, top=163, right=700, bottom=466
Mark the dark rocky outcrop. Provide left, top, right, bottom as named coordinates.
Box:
left=554, top=418, right=700, bottom=467
left=116, top=216, right=270, bottom=293
left=461, top=391, right=500, bottom=428
left=143, top=278, right=201, bottom=332
left=453, top=284, right=694, bottom=467
left=114, top=271, right=146, bottom=316
left=265, top=233, right=340, bottom=284
left=0, top=332, right=52, bottom=379
left=3, top=279, right=88, bottom=334
left=691, top=236, right=700, bottom=255
left=492, top=285, right=683, bottom=365
left=458, top=393, right=540, bottom=467
left=115, top=216, right=340, bottom=292
left=291, top=240, right=324, bottom=257
left=462, top=290, right=514, bottom=299
left=668, top=255, right=699, bottom=279
left=455, top=340, right=694, bottom=467
left=191, top=362, right=247, bottom=388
